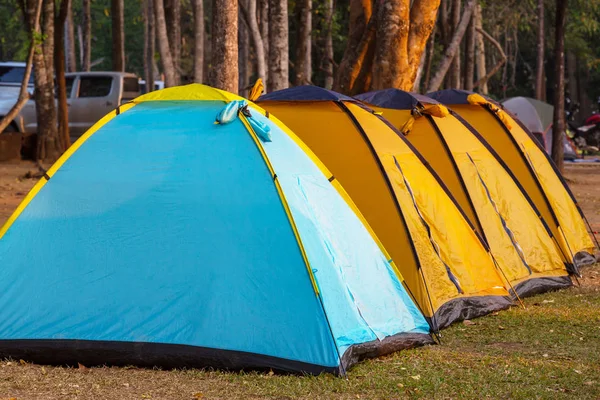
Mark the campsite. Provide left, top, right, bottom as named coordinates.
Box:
left=1, top=0, right=600, bottom=398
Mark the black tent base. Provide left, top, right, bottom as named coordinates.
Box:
left=512, top=275, right=573, bottom=299
left=431, top=295, right=514, bottom=331
left=0, top=333, right=434, bottom=377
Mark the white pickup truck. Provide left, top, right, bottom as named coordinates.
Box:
left=0, top=62, right=141, bottom=142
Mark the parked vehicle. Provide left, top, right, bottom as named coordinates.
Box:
left=139, top=79, right=165, bottom=93
left=0, top=69, right=140, bottom=139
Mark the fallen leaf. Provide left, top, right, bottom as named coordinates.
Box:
left=18, top=359, right=27, bottom=366
left=574, top=370, right=582, bottom=374
left=123, top=383, right=130, bottom=388
left=78, top=363, right=87, bottom=371
left=542, top=299, right=555, bottom=304
left=397, top=383, right=404, bottom=388
left=41, top=367, right=47, bottom=375
left=543, top=354, right=549, bottom=358
left=498, top=325, right=505, bottom=330
left=192, top=393, right=204, bottom=399
left=463, top=320, right=476, bottom=326
left=584, top=381, right=595, bottom=386
left=411, top=375, right=421, bottom=380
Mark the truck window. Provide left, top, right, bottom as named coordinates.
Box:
left=54, top=77, right=75, bottom=98
left=78, top=77, right=113, bottom=98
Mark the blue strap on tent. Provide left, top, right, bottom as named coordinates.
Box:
left=216, top=100, right=272, bottom=142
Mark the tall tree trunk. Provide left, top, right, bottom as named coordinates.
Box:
left=423, top=21, right=436, bottom=90
left=552, top=0, right=567, bottom=172
left=0, top=0, right=42, bottom=133
left=406, top=0, right=441, bottom=86
left=82, top=0, right=91, bottom=71
left=240, top=0, right=266, bottom=87
left=166, top=0, right=181, bottom=81
left=449, top=0, right=461, bottom=88
left=143, top=0, right=155, bottom=92
left=535, top=0, right=545, bottom=100
left=268, top=0, right=289, bottom=91
left=238, top=2, right=250, bottom=96
left=155, top=0, right=178, bottom=86
left=193, top=0, right=204, bottom=83
left=111, top=0, right=125, bottom=71
left=259, top=0, right=269, bottom=69
left=412, top=51, right=426, bottom=92
left=427, top=0, right=475, bottom=92
left=323, top=0, right=334, bottom=89
left=473, top=3, right=487, bottom=93
left=66, top=4, right=76, bottom=72
left=55, top=0, right=72, bottom=151
left=209, top=0, right=238, bottom=92
left=463, top=10, right=475, bottom=91
left=294, top=0, right=312, bottom=85
left=566, top=52, right=578, bottom=114
left=332, top=0, right=375, bottom=94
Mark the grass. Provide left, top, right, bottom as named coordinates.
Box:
left=0, top=266, right=598, bottom=399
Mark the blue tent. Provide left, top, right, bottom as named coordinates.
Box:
left=0, top=85, right=431, bottom=375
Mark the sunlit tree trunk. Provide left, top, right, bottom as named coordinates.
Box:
left=82, top=0, right=91, bottom=71
left=268, top=0, right=288, bottom=91
left=449, top=0, right=461, bottom=88
left=193, top=0, right=204, bottom=83
left=166, top=0, right=181, bottom=82
left=55, top=0, right=72, bottom=151
left=474, top=3, right=487, bottom=94
left=552, top=0, right=567, bottom=172
left=238, top=1, right=250, bottom=96
left=259, top=0, right=269, bottom=69
left=209, top=0, right=238, bottom=92
left=143, top=0, right=155, bottom=92
left=155, top=0, right=178, bottom=86
left=463, top=10, right=475, bottom=91
left=323, top=0, right=334, bottom=89
left=240, top=0, right=266, bottom=87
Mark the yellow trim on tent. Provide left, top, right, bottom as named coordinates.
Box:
left=134, top=83, right=245, bottom=103
left=0, top=102, right=137, bottom=240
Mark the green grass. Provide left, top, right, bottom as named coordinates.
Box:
left=1, top=266, right=599, bottom=400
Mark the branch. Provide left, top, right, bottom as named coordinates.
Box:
left=472, top=27, right=507, bottom=89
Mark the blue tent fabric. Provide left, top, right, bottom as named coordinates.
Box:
left=356, top=89, right=440, bottom=110
left=426, top=89, right=476, bottom=105
left=259, top=85, right=355, bottom=102
left=0, top=98, right=431, bottom=375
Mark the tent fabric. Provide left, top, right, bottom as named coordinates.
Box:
left=0, top=84, right=431, bottom=375
left=259, top=85, right=355, bottom=102
left=427, top=89, right=596, bottom=267
left=258, top=86, right=513, bottom=331
left=357, top=89, right=573, bottom=298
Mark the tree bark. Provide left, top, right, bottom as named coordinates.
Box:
left=259, top=0, right=269, bottom=69
left=82, top=0, right=91, bottom=71
left=209, top=0, right=238, bottom=92
left=111, top=0, right=125, bottom=71
left=0, top=0, right=42, bottom=133
left=472, top=27, right=506, bottom=89
left=240, top=0, right=266, bottom=87
left=323, top=0, right=334, bottom=89
left=55, top=0, right=72, bottom=151
left=143, top=0, right=155, bottom=92
left=463, top=9, right=475, bottom=90
left=193, top=0, right=204, bottom=83
left=449, top=0, right=461, bottom=88
left=473, top=3, right=487, bottom=93
left=424, top=20, right=436, bottom=90
left=535, top=0, right=545, bottom=100
left=166, top=0, right=181, bottom=81
left=238, top=2, right=250, bottom=96
left=268, top=0, right=288, bottom=91
left=552, top=0, right=567, bottom=172
left=294, top=0, right=312, bottom=85
left=65, top=4, right=76, bottom=72
left=406, top=0, right=441, bottom=87
left=427, top=0, right=475, bottom=92
left=333, top=0, right=375, bottom=94
left=154, top=0, right=178, bottom=87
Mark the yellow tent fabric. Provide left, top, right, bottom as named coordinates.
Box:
left=426, top=90, right=596, bottom=268
left=258, top=88, right=512, bottom=330
left=356, top=89, right=572, bottom=299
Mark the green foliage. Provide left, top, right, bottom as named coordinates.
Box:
left=0, top=0, right=29, bottom=61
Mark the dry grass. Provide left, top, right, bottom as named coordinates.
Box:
left=0, top=164, right=598, bottom=399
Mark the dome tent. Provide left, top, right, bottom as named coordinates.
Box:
left=0, top=84, right=431, bottom=375
left=426, top=89, right=596, bottom=268
left=356, top=89, right=573, bottom=298
left=257, top=86, right=513, bottom=332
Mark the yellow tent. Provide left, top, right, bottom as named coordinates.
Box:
left=258, top=86, right=512, bottom=331
left=427, top=89, right=597, bottom=268
left=356, top=89, right=573, bottom=299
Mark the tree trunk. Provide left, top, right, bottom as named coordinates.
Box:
left=155, top=0, right=178, bottom=87
left=0, top=0, right=42, bottom=133
left=268, top=0, right=289, bottom=91
left=449, top=0, right=461, bottom=88
left=332, top=0, right=375, bottom=94
left=463, top=9, right=475, bottom=91
left=166, top=0, right=181, bottom=81
left=209, top=0, right=238, bottom=92
left=111, top=0, right=125, bottom=71
left=566, top=51, right=578, bottom=113
left=193, top=0, right=204, bottom=83
left=240, top=0, right=266, bottom=87
left=406, top=0, right=441, bottom=86
left=65, top=4, right=76, bottom=72
left=55, top=0, right=72, bottom=151
left=323, top=0, right=334, bottom=89
left=238, top=2, right=250, bottom=96
left=535, top=0, right=545, bottom=100
left=82, top=0, right=91, bottom=71
left=143, top=0, right=155, bottom=92
left=552, top=0, right=567, bottom=172
left=427, top=0, right=475, bottom=92
left=424, top=21, right=436, bottom=90
left=473, top=3, right=487, bottom=94
left=259, top=0, right=269, bottom=69
left=412, top=51, right=426, bottom=92
left=294, top=0, right=312, bottom=85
